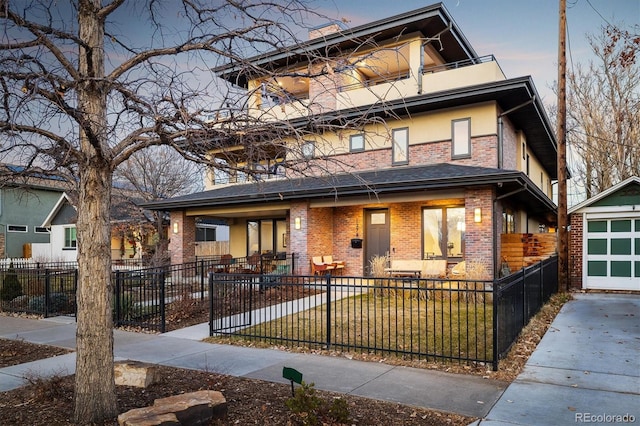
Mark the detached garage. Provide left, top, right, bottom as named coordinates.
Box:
left=569, top=176, right=640, bottom=292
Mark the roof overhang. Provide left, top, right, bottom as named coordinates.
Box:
left=568, top=176, right=640, bottom=214
left=143, top=163, right=557, bottom=220
left=213, top=3, right=477, bottom=88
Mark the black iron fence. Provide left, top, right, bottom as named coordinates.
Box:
left=209, top=273, right=495, bottom=366
left=0, top=267, right=77, bottom=317
left=0, top=254, right=556, bottom=370
left=493, top=255, right=558, bottom=364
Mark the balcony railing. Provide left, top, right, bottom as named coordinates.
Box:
left=422, top=55, right=502, bottom=75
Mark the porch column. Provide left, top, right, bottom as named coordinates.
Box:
left=290, top=202, right=309, bottom=274
left=168, top=211, right=196, bottom=265
left=465, top=188, right=495, bottom=278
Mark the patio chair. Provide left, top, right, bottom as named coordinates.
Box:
left=311, top=256, right=335, bottom=275
left=322, top=255, right=345, bottom=274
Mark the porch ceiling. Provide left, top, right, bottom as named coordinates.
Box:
left=142, top=163, right=557, bottom=220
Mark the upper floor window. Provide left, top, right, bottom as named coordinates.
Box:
left=452, top=118, right=471, bottom=158
left=350, top=134, right=364, bottom=152
left=301, top=141, right=315, bottom=159
left=7, top=224, right=27, bottom=233
left=392, top=128, right=408, bottom=165
left=64, top=227, right=77, bottom=249
left=34, top=227, right=49, bottom=234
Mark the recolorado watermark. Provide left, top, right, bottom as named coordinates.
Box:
left=575, top=413, right=636, bottom=423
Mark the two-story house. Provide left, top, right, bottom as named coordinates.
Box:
left=0, top=165, right=66, bottom=259
left=145, top=4, right=558, bottom=277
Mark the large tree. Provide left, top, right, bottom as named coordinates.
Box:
left=0, top=1, right=365, bottom=421
left=567, top=25, right=639, bottom=199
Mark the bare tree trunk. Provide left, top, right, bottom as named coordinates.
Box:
left=74, top=164, right=117, bottom=422
left=73, top=0, right=117, bottom=421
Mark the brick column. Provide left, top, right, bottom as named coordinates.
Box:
left=465, top=187, right=495, bottom=278
left=168, top=211, right=196, bottom=265
left=289, top=202, right=309, bottom=274
left=568, top=213, right=584, bottom=290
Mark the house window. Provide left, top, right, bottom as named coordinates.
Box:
left=503, top=209, right=515, bottom=234
left=64, top=227, right=77, bottom=249
left=196, top=225, right=217, bottom=242
left=301, top=141, right=315, bottom=159
left=350, top=134, right=364, bottom=152
left=526, top=154, right=530, bottom=175
left=392, top=128, right=408, bottom=165
left=452, top=118, right=471, bottom=158
left=34, top=227, right=49, bottom=234
left=247, top=219, right=287, bottom=255
left=7, top=225, right=27, bottom=233
left=422, top=207, right=465, bottom=260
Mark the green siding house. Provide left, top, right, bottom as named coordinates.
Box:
left=0, top=174, right=65, bottom=259
left=569, top=176, right=640, bottom=292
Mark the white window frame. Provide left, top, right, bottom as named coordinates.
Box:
left=7, top=224, right=28, bottom=233
left=64, top=226, right=77, bottom=250
left=452, top=118, right=471, bottom=158
left=350, top=134, right=365, bottom=152
left=301, top=141, right=315, bottom=159
left=392, top=128, right=409, bottom=165
left=34, top=227, right=50, bottom=234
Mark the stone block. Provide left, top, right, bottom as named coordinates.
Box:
left=117, top=408, right=179, bottom=426
left=117, top=390, right=227, bottom=426
left=114, top=360, right=160, bottom=388
left=154, top=390, right=227, bottom=424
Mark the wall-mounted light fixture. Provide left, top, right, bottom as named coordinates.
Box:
left=173, top=222, right=179, bottom=234
left=474, top=208, right=482, bottom=223
left=294, top=217, right=301, bottom=230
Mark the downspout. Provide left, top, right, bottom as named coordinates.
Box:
left=497, top=96, right=536, bottom=169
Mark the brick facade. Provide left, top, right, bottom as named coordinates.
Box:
left=294, top=188, right=496, bottom=277
left=288, top=135, right=499, bottom=178
left=168, top=211, right=196, bottom=265
left=569, top=213, right=584, bottom=290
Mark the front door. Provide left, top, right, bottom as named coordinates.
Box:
left=365, top=209, right=390, bottom=275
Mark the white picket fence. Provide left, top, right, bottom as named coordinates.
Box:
left=0, top=257, right=79, bottom=269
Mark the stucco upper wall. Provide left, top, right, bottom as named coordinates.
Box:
left=305, top=102, right=499, bottom=155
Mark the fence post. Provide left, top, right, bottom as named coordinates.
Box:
left=200, top=260, right=205, bottom=300
left=160, top=269, right=166, bottom=333
left=114, top=271, right=121, bottom=326
left=492, top=279, right=499, bottom=371
left=325, top=274, right=332, bottom=350
left=208, top=272, right=214, bottom=337
left=44, top=269, right=50, bottom=318
left=74, top=269, right=78, bottom=320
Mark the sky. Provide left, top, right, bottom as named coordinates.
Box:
left=323, top=0, right=639, bottom=106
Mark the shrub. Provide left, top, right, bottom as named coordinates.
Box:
left=1, top=267, right=23, bottom=301
left=285, top=381, right=351, bottom=425
left=27, top=293, right=70, bottom=313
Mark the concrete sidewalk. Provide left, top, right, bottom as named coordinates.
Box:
left=2, top=292, right=638, bottom=424
left=0, top=314, right=505, bottom=419
left=477, top=293, right=640, bottom=425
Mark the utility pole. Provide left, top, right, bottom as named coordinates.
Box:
left=557, top=0, right=569, bottom=292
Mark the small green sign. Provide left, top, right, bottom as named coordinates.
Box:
left=282, top=366, right=303, bottom=384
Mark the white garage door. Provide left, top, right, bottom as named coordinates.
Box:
left=585, top=216, right=640, bottom=291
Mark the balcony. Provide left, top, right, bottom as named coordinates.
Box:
left=336, top=55, right=505, bottom=110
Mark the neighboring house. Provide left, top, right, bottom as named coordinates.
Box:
left=568, top=176, right=640, bottom=292
left=38, top=191, right=160, bottom=263
left=37, top=193, right=78, bottom=262
left=145, top=4, right=558, bottom=277
left=0, top=165, right=66, bottom=259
